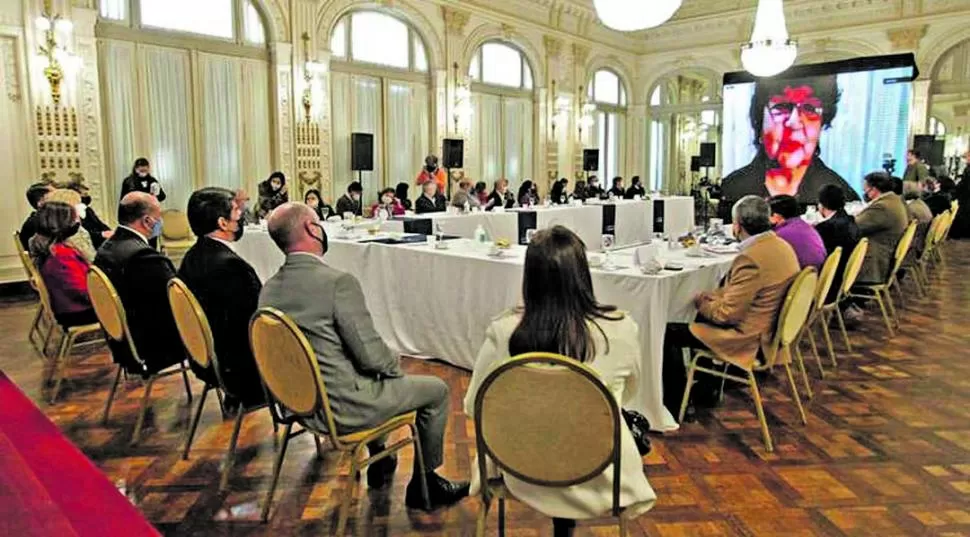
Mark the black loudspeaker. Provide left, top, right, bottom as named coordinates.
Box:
left=583, top=149, right=599, bottom=172
left=699, top=142, right=716, bottom=167
left=442, top=139, right=464, bottom=169
left=690, top=156, right=702, bottom=172
left=929, top=140, right=945, bottom=167
left=351, top=133, right=374, bottom=171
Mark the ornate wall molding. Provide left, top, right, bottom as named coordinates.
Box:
left=543, top=35, right=562, bottom=59
left=442, top=6, right=470, bottom=36
left=0, top=35, right=21, bottom=103
left=273, top=42, right=294, bottom=182
left=888, top=25, right=928, bottom=52
left=461, top=23, right=546, bottom=88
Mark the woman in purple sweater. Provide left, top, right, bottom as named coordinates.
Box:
left=768, top=195, right=827, bottom=268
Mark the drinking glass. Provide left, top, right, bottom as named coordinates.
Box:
left=525, top=229, right=537, bottom=243
left=601, top=234, right=615, bottom=252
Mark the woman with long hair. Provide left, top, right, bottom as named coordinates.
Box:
left=304, top=189, right=335, bottom=221
left=463, top=226, right=656, bottom=536
left=28, top=202, right=98, bottom=327
left=395, top=182, right=412, bottom=211
left=43, top=189, right=98, bottom=262
left=257, top=171, right=289, bottom=219
left=517, top=180, right=538, bottom=207
left=120, top=157, right=166, bottom=202
left=370, top=187, right=406, bottom=218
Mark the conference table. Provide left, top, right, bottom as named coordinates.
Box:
left=236, top=225, right=733, bottom=431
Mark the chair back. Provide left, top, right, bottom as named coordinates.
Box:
left=87, top=266, right=143, bottom=367
left=161, top=209, right=192, bottom=241
left=168, top=278, right=224, bottom=385
left=933, top=210, right=951, bottom=246
left=920, top=213, right=945, bottom=259
left=840, top=238, right=869, bottom=299
left=249, top=308, right=337, bottom=439
left=890, top=220, right=918, bottom=279
left=814, top=247, right=842, bottom=310
left=766, top=268, right=818, bottom=367
left=943, top=205, right=958, bottom=240
left=14, top=231, right=40, bottom=292
left=473, top=352, right=622, bottom=514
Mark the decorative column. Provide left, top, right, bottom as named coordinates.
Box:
left=627, top=103, right=647, bottom=180
left=911, top=78, right=931, bottom=136
left=271, top=41, right=295, bottom=189
left=72, top=6, right=108, bottom=215
left=541, top=35, right=563, bottom=192
left=571, top=43, right=590, bottom=180
left=441, top=6, right=469, bottom=182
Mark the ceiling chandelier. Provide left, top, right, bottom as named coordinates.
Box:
left=741, top=0, right=797, bottom=77
left=593, top=0, right=682, bottom=32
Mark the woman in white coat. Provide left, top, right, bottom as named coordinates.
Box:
left=464, top=225, right=656, bottom=536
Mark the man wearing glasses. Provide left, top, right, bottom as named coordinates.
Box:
left=721, top=75, right=860, bottom=206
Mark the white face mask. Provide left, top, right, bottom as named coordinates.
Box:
left=74, top=203, right=87, bottom=220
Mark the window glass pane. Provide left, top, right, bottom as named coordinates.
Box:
left=331, top=19, right=346, bottom=58
left=523, top=62, right=533, bottom=89
left=650, top=87, right=661, bottom=106
left=140, top=0, right=234, bottom=38
left=593, top=70, right=619, bottom=105
left=243, top=1, right=266, bottom=45
left=620, top=86, right=627, bottom=107
left=481, top=43, right=522, bottom=88
left=351, top=12, right=409, bottom=69
left=100, top=0, right=126, bottom=20
left=413, top=35, right=428, bottom=72
left=701, top=110, right=716, bottom=126
left=650, top=120, right=665, bottom=191
left=468, top=54, right=479, bottom=80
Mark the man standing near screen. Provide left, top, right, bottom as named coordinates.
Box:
left=721, top=75, right=860, bottom=205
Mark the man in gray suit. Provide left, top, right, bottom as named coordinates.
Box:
left=258, top=203, right=468, bottom=511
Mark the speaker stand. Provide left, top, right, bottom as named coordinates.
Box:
left=445, top=167, right=452, bottom=200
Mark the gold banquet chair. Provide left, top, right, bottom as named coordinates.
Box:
left=819, top=239, right=869, bottom=356
left=911, top=213, right=946, bottom=295
left=160, top=209, right=195, bottom=264
left=943, top=201, right=959, bottom=242
left=472, top=352, right=635, bottom=537
left=167, top=278, right=276, bottom=490
left=799, top=247, right=842, bottom=376
left=249, top=307, right=429, bottom=531
left=929, top=209, right=952, bottom=268
left=848, top=221, right=917, bottom=337
left=679, top=267, right=818, bottom=452
left=14, top=231, right=54, bottom=356
left=87, top=266, right=193, bottom=445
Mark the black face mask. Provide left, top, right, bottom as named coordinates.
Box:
left=233, top=219, right=245, bottom=241
left=425, top=163, right=437, bottom=173
left=62, top=222, right=81, bottom=240
left=307, top=222, right=328, bottom=255
left=80, top=195, right=92, bottom=206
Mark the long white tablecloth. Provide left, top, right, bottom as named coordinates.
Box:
left=235, top=227, right=732, bottom=431
left=655, top=196, right=695, bottom=237
left=381, top=200, right=653, bottom=251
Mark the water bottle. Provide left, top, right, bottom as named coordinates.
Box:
left=464, top=201, right=470, bottom=214
left=474, top=224, right=487, bottom=246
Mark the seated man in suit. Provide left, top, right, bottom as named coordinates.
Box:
left=855, top=172, right=909, bottom=286
left=335, top=182, right=364, bottom=218
left=259, top=203, right=468, bottom=510
left=19, top=182, right=53, bottom=250
left=94, top=192, right=184, bottom=375
left=768, top=194, right=827, bottom=268
left=415, top=180, right=447, bottom=214
left=178, top=187, right=264, bottom=409
left=814, top=184, right=860, bottom=304
left=903, top=180, right=933, bottom=260
left=662, top=196, right=800, bottom=415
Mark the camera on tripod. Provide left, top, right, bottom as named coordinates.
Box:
left=882, top=153, right=897, bottom=175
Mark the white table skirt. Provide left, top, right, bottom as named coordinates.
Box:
left=380, top=201, right=653, bottom=251
left=656, top=196, right=695, bottom=237
left=234, top=229, right=732, bottom=431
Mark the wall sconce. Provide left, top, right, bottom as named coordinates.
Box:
left=577, top=85, right=595, bottom=141
left=36, top=0, right=80, bottom=106
left=452, top=62, right=473, bottom=134
left=549, top=80, right=570, bottom=139
left=301, top=32, right=326, bottom=122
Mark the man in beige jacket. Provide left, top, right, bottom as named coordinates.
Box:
left=663, top=195, right=800, bottom=416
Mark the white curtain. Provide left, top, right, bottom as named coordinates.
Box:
left=503, top=97, right=532, bottom=185
left=100, top=40, right=138, bottom=205
left=141, top=45, right=194, bottom=211
left=386, top=81, right=429, bottom=192
left=331, top=72, right=351, bottom=199
left=476, top=94, right=503, bottom=186
left=240, top=59, right=272, bottom=196
left=352, top=76, right=381, bottom=203
left=199, top=53, right=241, bottom=191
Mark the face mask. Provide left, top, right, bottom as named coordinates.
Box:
left=307, top=222, right=328, bottom=255
left=80, top=195, right=92, bottom=205
left=307, top=199, right=319, bottom=208
left=137, top=171, right=149, bottom=178
left=351, top=193, right=360, bottom=202
left=149, top=217, right=163, bottom=239
left=74, top=203, right=88, bottom=220
left=232, top=218, right=244, bottom=241
left=382, top=196, right=393, bottom=205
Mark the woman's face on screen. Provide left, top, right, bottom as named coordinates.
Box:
left=761, top=85, right=823, bottom=170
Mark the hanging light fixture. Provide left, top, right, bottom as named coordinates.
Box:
left=593, top=0, right=682, bottom=32
left=741, top=0, right=797, bottom=77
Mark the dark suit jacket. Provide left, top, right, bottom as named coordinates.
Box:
left=82, top=207, right=112, bottom=249
left=486, top=191, right=514, bottom=211
left=19, top=212, right=39, bottom=250
left=178, top=237, right=264, bottom=405
left=924, top=192, right=951, bottom=216
left=855, top=192, right=909, bottom=284
left=415, top=194, right=446, bottom=214
left=624, top=185, right=646, bottom=199
left=721, top=154, right=860, bottom=206
left=120, top=174, right=167, bottom=202
left=93, top=227, right=183, bottom=374
left=335, top=194, right=362, bottom=217
left=815, top=210, right=860, bottom=303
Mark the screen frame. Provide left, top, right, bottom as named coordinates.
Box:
left=722, top=53, right=919, bottom=86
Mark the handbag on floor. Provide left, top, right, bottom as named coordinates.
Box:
left=621, top=409, right=652, bottom=455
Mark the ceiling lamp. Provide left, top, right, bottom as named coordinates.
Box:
left=593, top=0, right=682, bottom=32
left=741, top=0, right=797, bottom=77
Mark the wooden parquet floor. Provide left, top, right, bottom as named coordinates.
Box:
left=4, top=243, right=970, bottom=536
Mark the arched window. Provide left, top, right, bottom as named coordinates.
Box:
left=329, top=11, right=431, bottom=202
left=465, top=41, right=535, bottom=190
left=97, top=0, right=272, bottom=210
left=586, top=69, right=628, bottom=181
left=929, top=116, right=947, bottom=136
